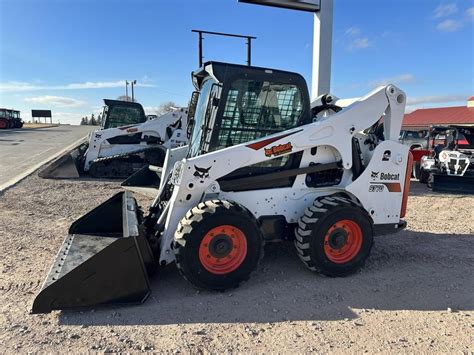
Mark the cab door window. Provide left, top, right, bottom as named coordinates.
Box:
left=215, top=79, right=304, bottom=150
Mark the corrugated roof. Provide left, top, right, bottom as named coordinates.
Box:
left=403, top=105, right=474, bottom=127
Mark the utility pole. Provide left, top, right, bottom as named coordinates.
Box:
left=131, top=80, right=137, bottom=102
left=125, top=80, right=129, bottom=101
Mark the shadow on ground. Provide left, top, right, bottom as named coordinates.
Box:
left=58, top=229, right=474, bottom=326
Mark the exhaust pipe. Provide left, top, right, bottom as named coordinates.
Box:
left=32, top=192, right=155, bottom=313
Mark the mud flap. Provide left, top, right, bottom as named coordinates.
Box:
left=32, top=191, right=156, bottom=313
left=38, top=141, right=87, bottom=179
left=432, top=174, right=474, bottom=194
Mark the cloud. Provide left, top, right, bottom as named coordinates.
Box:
left=436, top=19, right=463, bottom=32
left=0, top=81, right=43, bottom=92
left=345, top=27, right=361, bottom=36
left=405, top=94, right=469, bottom=112
left=433, top=3, right=473, bottom=32
left=369, top=74, right=416, bottom=87
left=433, top=3, right=458, bottom=18
left=0, top=80, right=155, bottom=92
left=24, top=95, right=86, bottom=108
left=348, top=37, right=372, bottom=50
left=342, top=26, right=373, bottom=51
left=467, top=7, right=474, bottom=18
left=407, top=94, right=468, bottom=106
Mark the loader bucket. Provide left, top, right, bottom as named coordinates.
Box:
left=38, top=140, right=87, bottom=179
left=121, top=164, right=162, bottom=188
left=32, top=191, right=156, bottom=314
left=432, top=174, right=474, bottom=194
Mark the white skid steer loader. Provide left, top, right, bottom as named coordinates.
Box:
left=32, top=62, right=412, bottom=313
left=39, top=99, right=188, bottom=179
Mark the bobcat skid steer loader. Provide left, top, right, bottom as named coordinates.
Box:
left=33, top=62, right=412, bottom=313
left=39, top=99, right=188, bottom=179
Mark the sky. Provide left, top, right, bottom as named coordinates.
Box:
left=1, top=0, right=473, bottom=125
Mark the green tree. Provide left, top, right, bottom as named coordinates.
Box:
left=90, top=113, right=96, bottom=126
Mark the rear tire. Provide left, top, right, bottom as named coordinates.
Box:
left=0, top=118, right=7, bottom=129
left=413, top=161, right=421, bottom=179
left=295, top=195, right=373, bottom=277
left=419, top=167, right=429, bottom=184
left=174, top=200, right=263, bottom=291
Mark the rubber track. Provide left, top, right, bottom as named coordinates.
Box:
left=89, top=146, right=164, bottom=178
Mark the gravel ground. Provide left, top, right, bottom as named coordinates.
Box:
left=0, top=174, right=473, bottom=353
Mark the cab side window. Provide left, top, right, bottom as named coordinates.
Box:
left=215, top=79, right=304, bottom=150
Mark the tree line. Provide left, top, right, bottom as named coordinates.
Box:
left=80, top=113, right=104, bottom=126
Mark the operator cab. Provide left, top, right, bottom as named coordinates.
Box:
left=101, top=99, right=147, bottom=129
left=187, top=61, right=312, bottom=158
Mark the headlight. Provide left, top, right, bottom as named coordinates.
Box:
left=170, top=161, right=184, bottom=186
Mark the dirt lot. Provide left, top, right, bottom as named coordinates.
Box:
left=0, top=174, right=473, bottom=353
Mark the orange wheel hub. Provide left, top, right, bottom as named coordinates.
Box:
left=199, top=225, right=247, bottom=275
left=323, top=220, right=363, bottom=264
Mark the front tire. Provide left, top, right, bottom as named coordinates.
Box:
left=295, top=195, right=374, bottom=277
left=174, top=200, right=263, bottom=291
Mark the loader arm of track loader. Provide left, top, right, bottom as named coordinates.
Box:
left=158, top=85, right=409, bottom=264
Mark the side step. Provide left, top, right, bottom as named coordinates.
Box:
left=432, top=174, right=474, bottom=194
left=32, top=191, right=155, bottom=314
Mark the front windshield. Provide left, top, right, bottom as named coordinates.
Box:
left=101, top=106, right=108, bottom=127
left=188, top=78, right=215, bottom=157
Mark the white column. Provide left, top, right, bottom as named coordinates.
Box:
left=311, top=0, right=333, bottom=100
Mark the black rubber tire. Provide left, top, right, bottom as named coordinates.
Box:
left=413, top=161, right=421, bottom=179
left=174, top=200, right=263, bottom=291
left=145, top=149, right=165, bottom=166
left=427, top=173, right=434, bottom=188
left=88, top=161, right=107, bottom=178
left=419, top=167, right=429, bottom=184
left=0, top=118, right=7, bottom=129
left=294, top=195, right=374, bottom=277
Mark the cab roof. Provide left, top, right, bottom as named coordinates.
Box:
left=191, top=61, right=307, bottom=90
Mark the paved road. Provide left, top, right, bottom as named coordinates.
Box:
left=0, top=125, right=96, bottom=188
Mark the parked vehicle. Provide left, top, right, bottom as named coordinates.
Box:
left=420, top=125, right=474, bottom=193
left=0, top=108, right=23, bottom=129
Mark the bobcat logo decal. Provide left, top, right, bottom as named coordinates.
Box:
left=194, top=165, right=211, bottom=181
left=371, top=171, right=379, bottom=179
left=264, top=142, right=293, bottom=158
